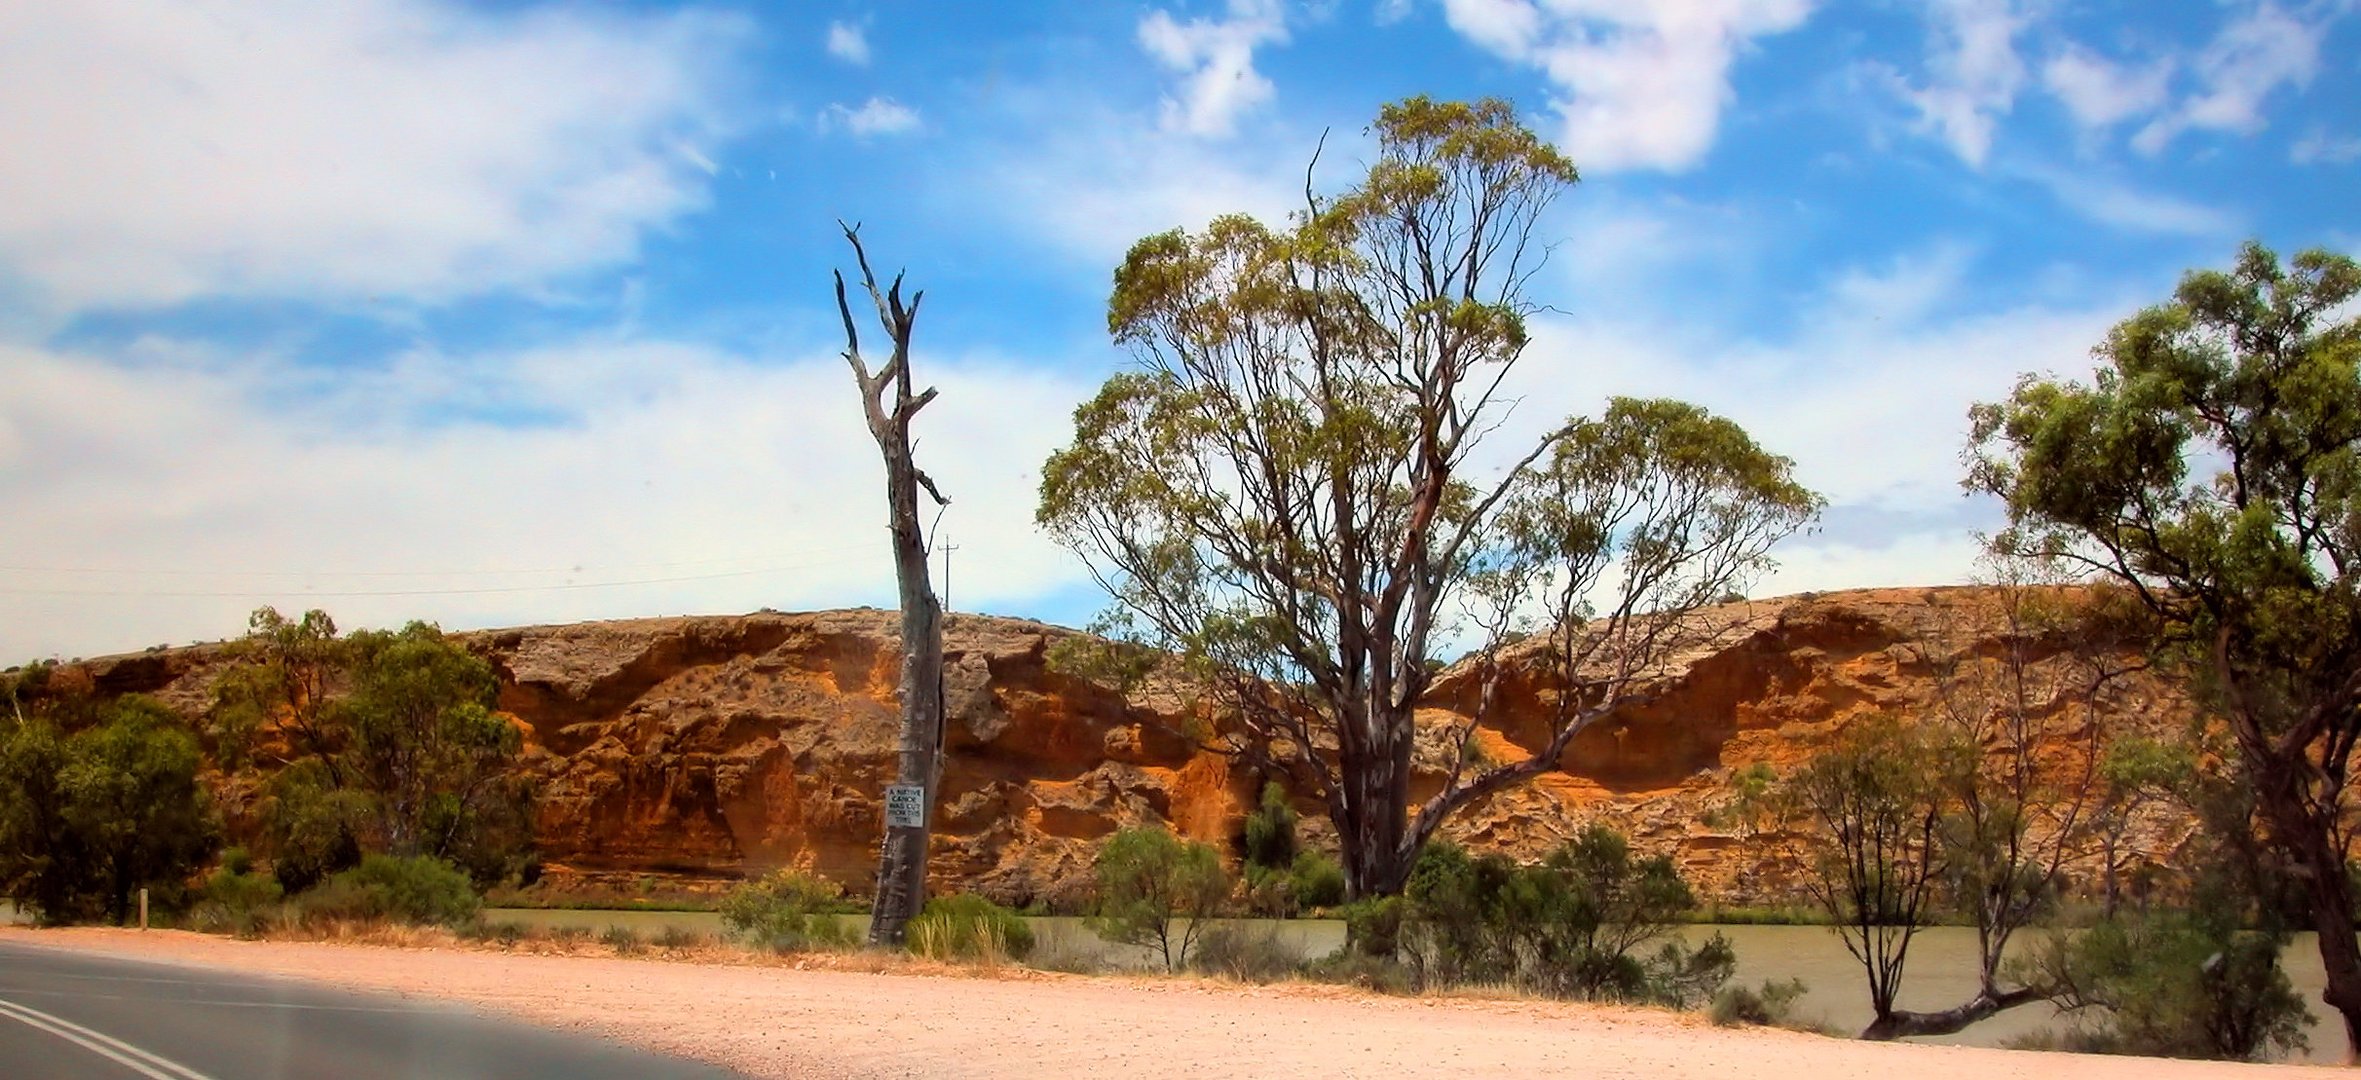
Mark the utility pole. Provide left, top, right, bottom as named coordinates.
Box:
left=835, top=222, right=949, bottom=948
left=940, top=536, right=959, bottom=619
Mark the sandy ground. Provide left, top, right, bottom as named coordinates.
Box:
left=1, top=926, right=2347, bottom=1079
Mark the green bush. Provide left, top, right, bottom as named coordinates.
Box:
left=1241, top=783, right=1298, bottom=870
left=1192, top=923, right=1303, bottom=982
left=0, top=696, right=217, bottom=925
left=1711, top=978, right=1813, bottom=1028
left=295, top=854, right=480, bottom=927
left=654, top=924, right=708, bottom=951
left=191, top=851, right=285, bottom=937
left=2029, top=913, right=2311, bottom=1061
left=1396, top=830, right=1729, bottom=1006
left=908, top=893, right=1034, bottom=962
left=720, top=868, right=855, bottom=953
left=1090, top=826, right=1229, bottom=972
left=1338, top=894, right=1404, bottom=958
left=1288, top=851, right=1346, bottom=910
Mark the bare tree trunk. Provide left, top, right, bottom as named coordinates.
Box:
left=834, top=224, right=950, bottom=948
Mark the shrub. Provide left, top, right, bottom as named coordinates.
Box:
left=295, top=854, right=480, bottom=927
left=1089, top=827, right=1229, bottom=972
left=0, top=696, right=217, bottom=925
left=1192, top=923, right=1302, bottom=982
left=721, top=868, right=854, bottom=953
left=1396, top=830, right=1729, bottom=1006
left=1241, top=783, right=1297, bottom=870
left=191, top=853, right=285, bottom=937
left=1711, top=978, right=1812, bottom=1028
left=907, top=893, right=1034, bottom=962
left=1305, top=950, right=1412, bottom=994
left=1338, top=895, right=1404, bottom=958
left=1288, top=851, right=1346, bottom=910
left=600, top=925, right=645, bottom=955
left=654, top=924, right=708, bottom=951
left=2029, top=913, right=2311, bottom=1061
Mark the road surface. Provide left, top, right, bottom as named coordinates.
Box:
left=0, top=938, right=740, bottom=1079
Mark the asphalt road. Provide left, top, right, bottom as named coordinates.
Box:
left=0, top=939, right=743, bottom=1079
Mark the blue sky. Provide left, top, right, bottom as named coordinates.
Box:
left=2, top=0, right=2355, bottom=660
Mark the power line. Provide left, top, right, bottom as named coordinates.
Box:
left=0, top=543, right=877, bottom=580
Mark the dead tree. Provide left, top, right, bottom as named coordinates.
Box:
left=835, top=223, right=949, bottom=946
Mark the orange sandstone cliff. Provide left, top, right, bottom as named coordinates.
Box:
left=60, top=586, right=2192, bottom=906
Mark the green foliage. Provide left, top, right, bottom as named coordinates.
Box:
left=293, top=853, right=480, bottom=928
left=1191, top=923, right=1303, bottom=983
left=2027, top=912, right=2311, bottom=1061
left=214, top=609, right=535, bottom=889
left=1039, top=95, right=1817, bottom=899
left=0, top=696, right=216, bottom=925
left=192, top=850, right=286, bottom=937
left=1089, top=826, right=1229, bottom=972
left=1780, top=716, right=1952, bottom=1021
left=720, top=868, right=855, bottom=953
left=1288, top=850, right=1346, bottom=910
left=1710, top=978, right=1814, bottom=1029
left=1241, top=783, right=1297, bottom=871
left=1967, top=241, right=2361, bottom=1028
left=1338, top=894, right=1404, bottom=958
left=906, top=893, right=1035, bottom=962
left=1395, top=832, right=1726, bottom=1006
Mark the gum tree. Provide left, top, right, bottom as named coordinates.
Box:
left=1037, top=97, right=1817, bottom=898
left=1968, top=241, right=2361, bottom=1057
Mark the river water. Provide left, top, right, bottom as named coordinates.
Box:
left=480, top=909, right=2343, bottom=1064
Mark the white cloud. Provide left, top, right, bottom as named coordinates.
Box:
left=0, top=338, right=1095, bottom=660
left=1138, top=0, right=1290, bottom=136
left=1894, top=0, right=2032, bottom=167
left=821, top=97, right=922, bottom=136
left=2013, top=165, right=2241, bottom=237
left=2133, top=2, right=2323, bottom=154
left=1374, top=0, right=1416, bottom=25
left=2041, top=44, right=2172, bottom=130
left=826, top=20, right=870, bottom=65
left=1436, top=0, right=1813, bottom=173
left=2292, top=128, right=2361, bottom=165
left=0, top=0, right=742, bottom=314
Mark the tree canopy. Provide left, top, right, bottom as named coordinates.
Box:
left=1039, top=96, right=1817, bottom=897
left=1967, top=240, right=2361, bottom=1056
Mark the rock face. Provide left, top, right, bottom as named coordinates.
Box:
left=53, top=586, right=2192, bottom=905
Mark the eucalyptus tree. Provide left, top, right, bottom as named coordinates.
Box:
left=1037, top=97, right=1818, bottom=898
left=1968, top=241, right=2361, bottom=1056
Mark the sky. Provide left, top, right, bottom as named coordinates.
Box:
left=2, top=0, right=2356, bottom=662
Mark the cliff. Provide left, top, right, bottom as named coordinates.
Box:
left=50, top=586, right=2192, bottom=906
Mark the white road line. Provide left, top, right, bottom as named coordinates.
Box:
left=0, top=997, right=217, bottom=1080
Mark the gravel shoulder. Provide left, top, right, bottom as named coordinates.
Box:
left=0, top=926, right=2342, bottom=1079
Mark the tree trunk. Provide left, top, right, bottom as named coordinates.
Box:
left=1339, top=701, right=1414, bottom=899
left=867, top=503, right=943, bottom=947
left=1859, top=986, right=2048, bottom=1041
left=2268, top=776, right=2361, bottom=1063
left=833, top=225, right=948, bottom=948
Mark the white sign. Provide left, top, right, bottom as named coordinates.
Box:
left=884, top=784, right=927, bottom=829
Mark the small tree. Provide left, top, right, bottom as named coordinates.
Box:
left=2030, top=907, right=2311, bottom=1061
left=1090, top=827, right=1229, bottom=972
left=211, top=609, right=533, bottom=888
left=1782, top=716, right=1956, bottom=1039
left=0, top=695, right=216, bottom=924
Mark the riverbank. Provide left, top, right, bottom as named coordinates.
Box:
left=3, top=926, right=2344, bottom=1079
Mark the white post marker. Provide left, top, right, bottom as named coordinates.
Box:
left=884, top=784, right=926, bottom=829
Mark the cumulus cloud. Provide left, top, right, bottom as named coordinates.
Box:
left=1137, top=0, right=1290, bottom=136
left=821, top=97, right=922, bottom=136
left=826, top=20, right=870, bottom=64
left=0, top=0, right=743, bottom=314
left=1892, top=0, right=2031, bottom=167
left=2133, top=2, right=2324, bottom=154
left=0, top=337, right=1094, bottom=660
left=2041, top=44, right=2172, bottom=130
left=1435, top=0, right=1813, bottom=173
